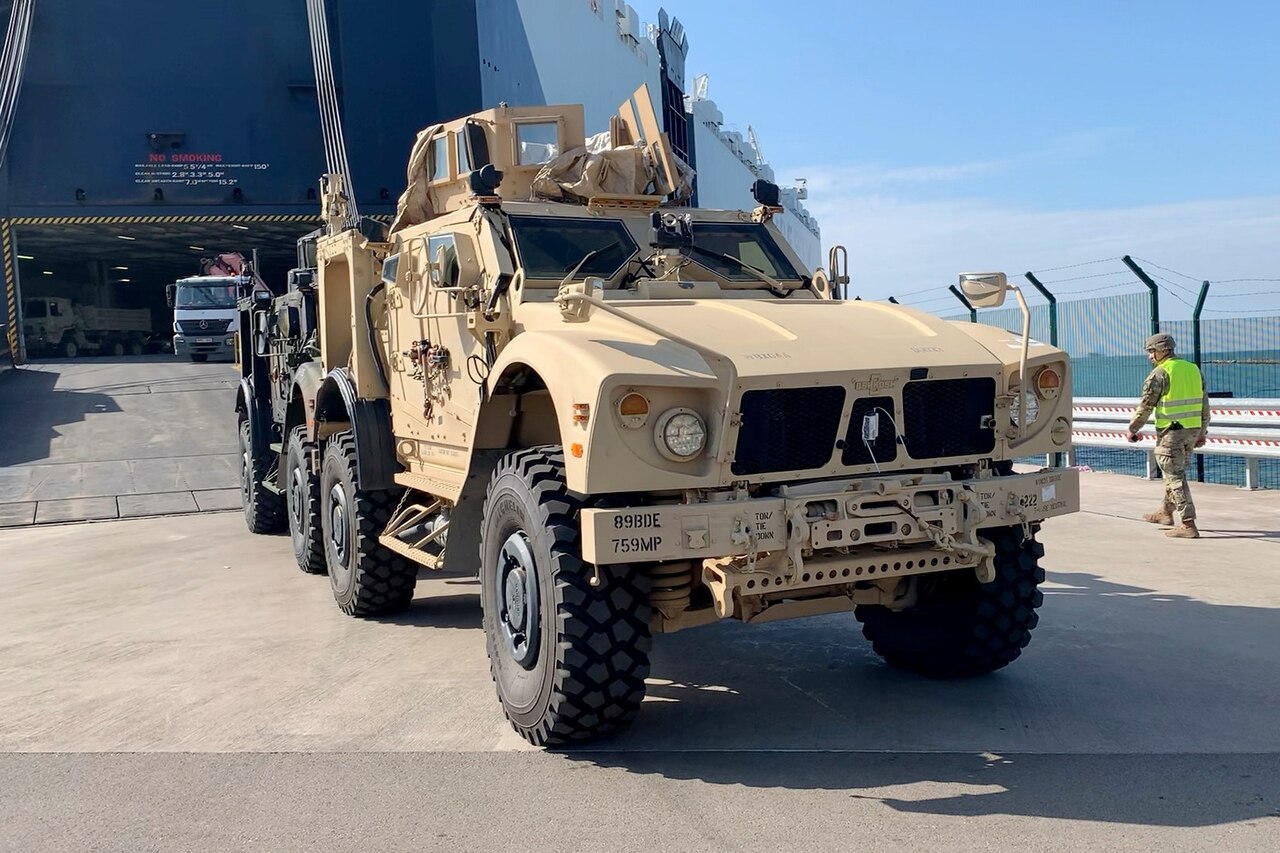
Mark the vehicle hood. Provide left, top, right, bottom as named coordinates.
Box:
left=603, top=298, right=1014, bottom=376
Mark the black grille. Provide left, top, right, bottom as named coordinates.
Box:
left=178, top=319, right=231, bottom=335
left=732, top=386, right=845, bottom=476
left=841, top=396, right=899, bottom=466
left=902, top=378, right=996, bottom=459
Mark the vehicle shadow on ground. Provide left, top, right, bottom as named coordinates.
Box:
left=371, top=587, right=481, bottom=630
left=21, top=359, right=235, bottom=395
left=567, top=750, right=1278, bottom=829
left=0, top=367, right=122, bottom=466
left=559, top=570, right=1280, bottom=828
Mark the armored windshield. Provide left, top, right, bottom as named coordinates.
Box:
left=508, top=215, right=638, bottom=280
left=688, top=222, right=801, bottom=281
left=175, top=280, right=238, bottom=309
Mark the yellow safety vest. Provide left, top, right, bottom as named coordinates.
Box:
left=1154, top=358, right=1204, bottom=430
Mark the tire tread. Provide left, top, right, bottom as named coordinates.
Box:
left=240, top=418, right=285, bottom=534
left=481, top=446, right=652, bottom=747
left=323, top=432, right=417, bottom=616
left=287, top=426, right=327, bottom=574
left=855, top=527, right=1044, bottom=677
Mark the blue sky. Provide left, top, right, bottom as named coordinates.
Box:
left=628, top=0, right=1280, bottom=317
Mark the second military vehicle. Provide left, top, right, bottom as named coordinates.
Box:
left=237, top=90, right=1080, bottom=746
left=22, top=297, right=151, bottom=358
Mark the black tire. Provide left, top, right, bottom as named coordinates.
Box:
left=286, top=426, right=326, bottom=575
left=61, top=340, right=78, bottom=358
left=190, top=353, right=209, bottom=363
left=129, top=340, right=144, bottom=356
left=479, top=446, right=652, bottom=747
left=108, top=340, right=125, bottom=357
left=320, top=431, right=417, bottom=616
left=855, top=526, right=1046, bottom=677
left=239, top=417, right=285, bottom=534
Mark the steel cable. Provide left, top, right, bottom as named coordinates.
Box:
left=0, top=0, right=34, bottom=168
left=305, top=0, right=360, bottom=228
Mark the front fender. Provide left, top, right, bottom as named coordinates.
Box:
left=235, top=377, right=273, bottom=459
left=484, top=329, right=718, bottom=493
left=314, top=368, right=400, bottom=491
left=287, top=360, right=325, bottom=440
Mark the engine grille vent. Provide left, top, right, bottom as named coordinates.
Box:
left=177, top=319, right=232, bottom=335
left=732, top=386, right=846, bottom=476
left=902, top=377, right=996, bottom=459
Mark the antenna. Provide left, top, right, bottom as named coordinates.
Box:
left=747, top=125, right=765, bottom=165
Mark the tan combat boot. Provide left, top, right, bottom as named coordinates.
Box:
left=1143, top=507, right=1174, bottom=526
left=1165, top=521, right=1200, bottom=539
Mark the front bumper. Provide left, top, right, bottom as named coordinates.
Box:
left=174, top=335, right=235, bottom=358
left=581, top=467, right=1080, bottom=568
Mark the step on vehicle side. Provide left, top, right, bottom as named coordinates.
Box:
left=237, top=88, right=1081, bottom=746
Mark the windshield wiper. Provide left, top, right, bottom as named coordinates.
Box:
left=558, top=242, right=621, bottom=288
left=687, top=245, right=791, bottom=298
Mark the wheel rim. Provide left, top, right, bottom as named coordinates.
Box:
left=494, top=531, right=539, bottom=668
left=240, top=446, right=252, bottom=507
left=288, top=463, right=306, bottom=535
left=328, top=483, right=352, bottom=585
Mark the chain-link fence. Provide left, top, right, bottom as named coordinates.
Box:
left=1192, top=315, right=1280, bottom=398
left=931, top=258, right=1280, bottom=488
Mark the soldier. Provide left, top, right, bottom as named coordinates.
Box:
left=1126, top=332, right=1209, bottom=539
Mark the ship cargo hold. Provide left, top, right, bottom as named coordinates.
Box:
left=0, top=0, right=818, bottom=362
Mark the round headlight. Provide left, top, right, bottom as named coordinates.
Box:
left=654, top=408, right=707, bottom=461
left=1010, top=391, right=1040, bottom=427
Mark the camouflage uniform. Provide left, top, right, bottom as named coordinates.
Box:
left=1128, top=366, right=1210, bottom=521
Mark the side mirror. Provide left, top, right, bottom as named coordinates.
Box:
left=253, top=311, right=270, bottom=357
left=958, top=272, right=1008, bottom=308
left=165, top=284, right=176, bottom=308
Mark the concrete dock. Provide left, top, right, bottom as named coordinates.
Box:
left=0, top=358, right=239, bottom=527
left=1, top=360, right=1277, bottom=851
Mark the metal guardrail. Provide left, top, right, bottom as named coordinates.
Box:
left=1068, top=397, right=1280, bottom=489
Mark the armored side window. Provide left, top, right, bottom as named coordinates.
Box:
left=49, top=301, right=63, bottom=317
left=515, top=122, right=560, bottom=166
left=381, top=254, right=400, bottom=287
left=25, top=300, right=46, bottom=318
left=427, top=234, right=459, bottom=287
left=429, top=135, right=449, bottom=182
left=455, top=131, right=470, bottom=174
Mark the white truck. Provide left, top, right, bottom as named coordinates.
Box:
left=22, top=297, right=152, bottom=358
left=167, top=276, right=240, bottom=362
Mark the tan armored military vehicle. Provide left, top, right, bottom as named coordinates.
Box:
left=237, top=88, right=1079, bottom=746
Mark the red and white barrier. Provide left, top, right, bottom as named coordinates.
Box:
left=1069, top=398, right=1280, bottom=489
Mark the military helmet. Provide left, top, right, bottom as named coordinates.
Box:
left=1144, top=332, right=1175, bottom=352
